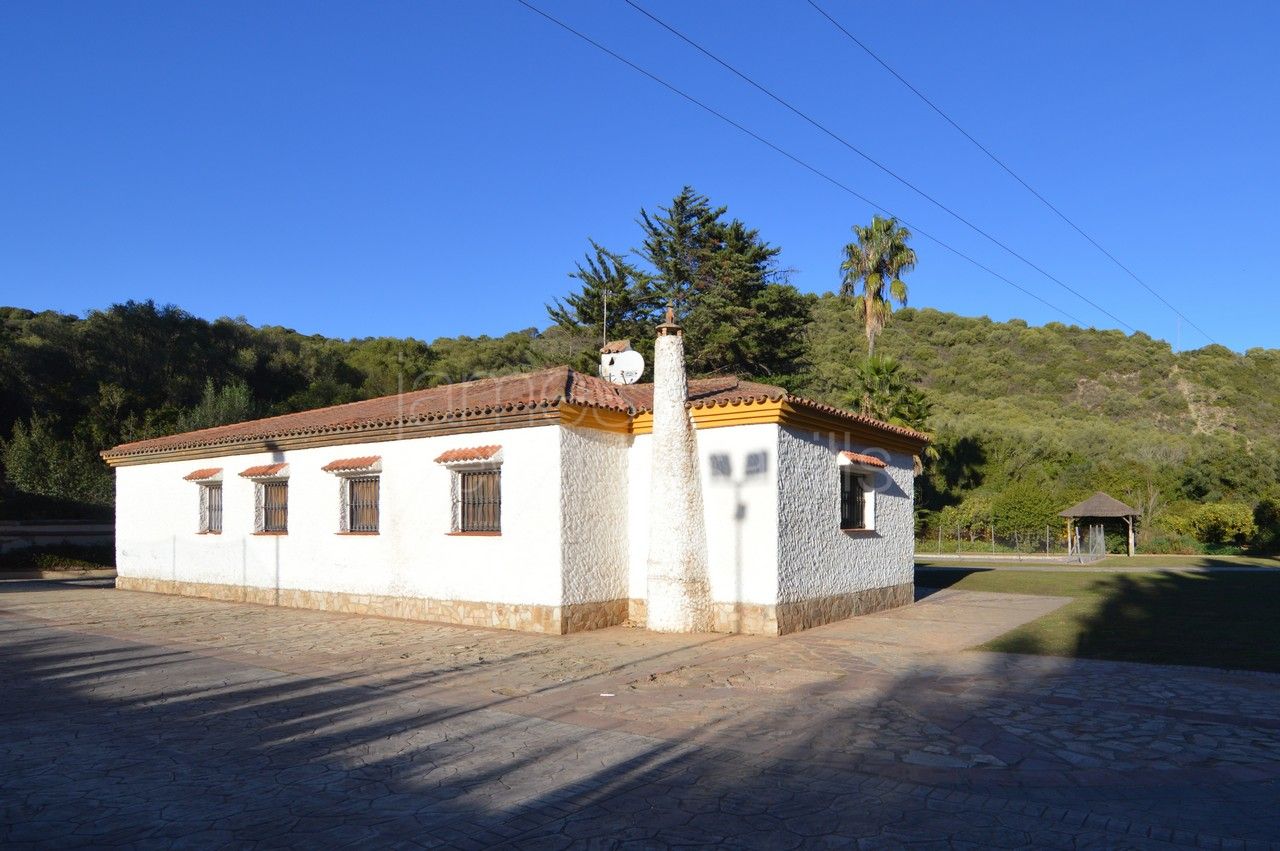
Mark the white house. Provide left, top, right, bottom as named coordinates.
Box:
left=102, top=318, right=928, bottom=636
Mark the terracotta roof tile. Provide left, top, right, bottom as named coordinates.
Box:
left=840, top=451, right=888, bottom=468
left=104, top=366, right=634, bottom=461
left=183, top=467, right=222, bottom=481
left=434, top=445, right=502, bottom=464
left=239, top=462, right=288, bottom=478
left=600, top=339, right=632, bottom=354
left=321, top=456, right=381, bottom=473
left=103, top=365, right=927, bottom=462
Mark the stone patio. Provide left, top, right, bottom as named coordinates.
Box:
left=2, top=578, right=1279, bottom=849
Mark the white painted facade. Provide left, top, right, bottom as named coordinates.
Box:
left=112, top=363, right=921, bottom=634
left=116, top=424, right=568, bottom=610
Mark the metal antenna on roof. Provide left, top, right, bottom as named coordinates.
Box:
left=602, top=289, right=608, bottom=350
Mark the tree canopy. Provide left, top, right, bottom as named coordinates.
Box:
left=549, top=186, right=810, bottom=377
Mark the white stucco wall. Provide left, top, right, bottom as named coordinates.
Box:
left=628, top=423, right=780, bottom=607
left=114, top=414, right=913, bottom=622
left=114, top=423, right=565, bottom=607
left=775, top=425, right=915, bottom=603
left=559, top=425, right=630, bottom=606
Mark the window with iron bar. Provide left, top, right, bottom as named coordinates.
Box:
left=201, top=483, right=222, bottom=534
left=456, top=469, right=501, bottom=533
left=347, top=476, right=380, bottom=533
left=261, top=480, right=288, bottom=533
left=840, top=469, right=871, bottom=531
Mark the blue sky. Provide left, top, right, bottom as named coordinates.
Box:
left=1, top=1, right=1276, bottom=351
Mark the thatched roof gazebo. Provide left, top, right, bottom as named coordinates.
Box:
left=1059, top=491, right=1139, bottom=557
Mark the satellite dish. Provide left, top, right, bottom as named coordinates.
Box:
left=601, top=349, right=645, bottom=385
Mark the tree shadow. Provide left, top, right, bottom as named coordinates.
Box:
left=3, top=579, right=1280, bottom=847
left=1068, top=571, right=1280, bottom=672
left=913, top=566, right=993, bottom=595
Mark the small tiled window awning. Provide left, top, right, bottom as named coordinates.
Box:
left=239, top=462, right=289, bottom=478
left=839, top=451, right=887, bottom=468
left=183, top=467, right=223, bottom=482
left=434, top=445, right=501, bottom=464
left=321, top=455, right=381, bottom=474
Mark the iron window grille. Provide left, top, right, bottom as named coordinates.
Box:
left=261, top=480, right=288, bottom=533
left=457, top=469, right=501, bottom=533
left=201, top=483, right=223, bottom=533
left=840, top=469, right=870, bottom=530
left=347, top=476, right=380, bottom=533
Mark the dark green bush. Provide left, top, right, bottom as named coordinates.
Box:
left=0, top=544, right=114, bottom=571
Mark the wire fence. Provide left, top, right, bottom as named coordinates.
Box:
left=916, top=523, right=1070, bottom=557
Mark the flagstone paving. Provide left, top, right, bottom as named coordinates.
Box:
left=2, top=578, right=1279, bottom=849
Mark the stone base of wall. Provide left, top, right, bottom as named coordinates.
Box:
left=116, top=576, right=910, bottom=636
left=563, top=598, right=629, bottom=633
left=711, top=602, right=779, bottom=635
left=626, top=598, right=778, bottom=634
left=115, top=576, right=627, bottom=635
left=627, top=581, right=913, bottom=636
left=775, top=581, right=913, bottom=635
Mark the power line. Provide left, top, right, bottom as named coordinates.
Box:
left=621, top=0, right=1134, bottom=333
left=805, top=0, right=1216, bottom=345
left=513, top=0, right=1088, bottom=326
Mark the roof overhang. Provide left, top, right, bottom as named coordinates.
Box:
left=104, top=395, right=927, bottom=467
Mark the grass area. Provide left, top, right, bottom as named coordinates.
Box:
left=916, top=567, right=1280, bottom=673
left=1092, top=554, right=1280, bottom=568
left=915, top=553, right=1280, bottom=569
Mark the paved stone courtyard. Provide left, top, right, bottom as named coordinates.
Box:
left=3, top=579, right=1279, bottom=849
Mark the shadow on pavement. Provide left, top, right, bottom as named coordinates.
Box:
left=2, top=583, right=1279, bottom=847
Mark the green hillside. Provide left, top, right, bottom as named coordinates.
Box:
left=800, top=297, right=1279, bottom=551
left=3, top=298, right=1276, bottom=554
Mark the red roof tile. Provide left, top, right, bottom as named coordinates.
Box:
left=434, top=445, right=501, bottom=464
left=103, top=366, right=927, bottom=462
left=321, top=456, right=381, bottom=473
left=183, top=467, right=222, bottom=481
left=840, top=451, right=888, bottom=468
left=239, top=462, right=288, bottom=478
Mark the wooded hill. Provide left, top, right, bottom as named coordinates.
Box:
left=3, top=188, right=1275, bottom=553
left=2, top=298, right=1276, bottom=552
left=802, top=298, right=1278, bottom=552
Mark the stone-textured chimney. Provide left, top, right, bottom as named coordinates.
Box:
left=645, top=308, right=712, bottom=632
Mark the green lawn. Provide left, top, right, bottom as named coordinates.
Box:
left=1092, top=554, right=1280, bottom=568
left=916, top=567, right=1280, bottom=672
left=915, top=553, right=1280, bottom=569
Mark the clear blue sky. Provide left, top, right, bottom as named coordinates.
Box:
left=2, top=1, right=1276, bottom=351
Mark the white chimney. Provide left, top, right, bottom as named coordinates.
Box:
left=644, top=309, right=712, bottom=632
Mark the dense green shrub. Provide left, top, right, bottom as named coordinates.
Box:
left=1189, top=503, right=1257, bottom=546
left=0, top=543, right=114, bottom=571
left=1143, top=531, right=1201, bottom=555
left=1252, top=494, right=1280, bottom=553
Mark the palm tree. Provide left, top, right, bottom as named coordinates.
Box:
left=840, top=216, right=916, bottom=356
left=850, top=354, right=935, bottom=473
left=849, top=355, right=929, bottom=430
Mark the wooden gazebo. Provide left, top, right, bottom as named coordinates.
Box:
left=1059, top=491, right=1139, bottom=557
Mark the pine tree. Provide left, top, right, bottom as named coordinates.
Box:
left=549, top=187, right=810, bottom=379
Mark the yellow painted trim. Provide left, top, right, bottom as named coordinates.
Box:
left=106, top=396, right=925, bottom=466
left=558, top=404, right=632, bottom=434
left=630, top=399, right=789, bottom=435
left=777, top=401, right=927, bottom=453
left=630, top=399, right=926, bottom=452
